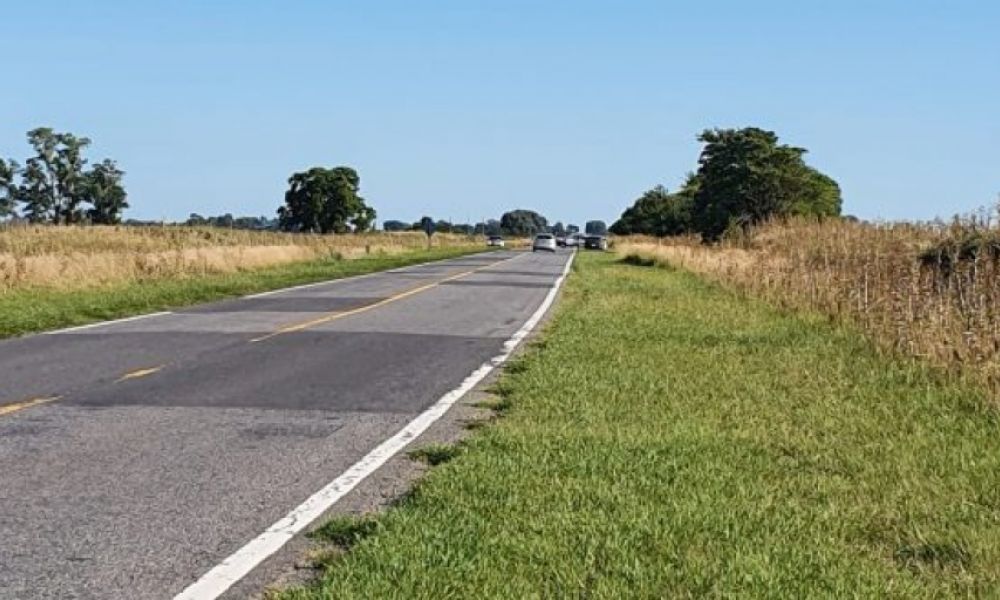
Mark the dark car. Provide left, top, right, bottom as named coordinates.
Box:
left=583, top=235, right=608, bottom=250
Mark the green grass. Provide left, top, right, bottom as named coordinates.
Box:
left=0, top=246, right=486, bottom=339
left=278, top=251, right=1000, bottom=598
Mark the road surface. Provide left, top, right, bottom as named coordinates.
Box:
left=0, top=249, right=573, bottom=599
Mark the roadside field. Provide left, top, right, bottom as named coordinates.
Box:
left=277, top=251, right=1000, bottom=598
left=0, top=226, right=484, bottom=293
left=0, top=246, right=487, bottom=339
left=614, top=217, right=1000, bottom=397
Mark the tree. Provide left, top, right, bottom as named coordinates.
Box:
left=4, top=128, right=127, bottom=224
left=277, top=166, right=376, bottom=233
left=0, top=159, right=17, bottom=218
left=354, top=205, right=376, bottom=232
left=383, top=220, right=408, bottom=232
left=585, top=220, right=607, bottom=235
left=500, top=209, right=548, bottom=236
left=419, top=216, right=435, bottom=236
left=692, top=128, right=841, bottom=241
left=793, top=168, right=842, bottom=217
left=610, top=182, right=695, bottom=236
left=566, top=224, right=580, bottom=234
left=84, top=159, right=128, bottom=224
left=551, top=221, right=566, bottom=236
left=25, top=128, right=92, bottom=224
left=17, top=159, right=52, bottom=223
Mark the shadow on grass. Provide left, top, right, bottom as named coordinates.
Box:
left=310, top=514, right=381, bottom=549
left=619, top=253, right=658, bottom=267
left=895, top=541, right=972, bottom=573
left=408, top=442, right=464, bottom=466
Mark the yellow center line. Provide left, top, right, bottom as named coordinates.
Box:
left=115, top=365, right=164, bottom=383
left=0, top=395, right=62, bottom=417
left=249, top=262, right=494, bottom=344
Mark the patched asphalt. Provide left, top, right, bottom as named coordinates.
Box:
left=0, top=249, right=572, bottom=599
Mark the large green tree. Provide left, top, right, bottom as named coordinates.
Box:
left=501, top=209, right=548, bottom=236
left=277, top=166, right=376, bottom=233
left=24, top=128, right=92, bottom=224
left=4, top=128, right=125, bottom=224
left=84, top=159, right=129, bottom=224
left=692, top=128, right=841, bottom=240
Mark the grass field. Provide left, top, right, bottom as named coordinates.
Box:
left=277, top=251, right=1000, bottom=598
left=0, top=246, right=486, bottom=339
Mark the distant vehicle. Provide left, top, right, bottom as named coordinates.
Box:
left=583, top=235, right=608, bottom=251
left=555, top=235, right=567, bottom=247
left=486, top=236, right=505, bottom=247
left=565, top=233, right=584, bottom=247
left=532, top=233, right=557, bottom=252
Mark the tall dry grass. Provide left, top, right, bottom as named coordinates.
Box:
left=616, top=215, right=1000, bottom=396
left=0, top=224, right=480, bottom=293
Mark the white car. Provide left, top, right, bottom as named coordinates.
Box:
left=532, top=233, right=557, bottom=252
left=486, top=236, right=505, bottom=247
left=564, top=233, right=584, bottom=247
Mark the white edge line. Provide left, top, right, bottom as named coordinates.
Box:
left=42, top=311, right=174, bottom=335
left=172, top=250, right=576, bottom=600
left=38, top=251, right=505, bottom=334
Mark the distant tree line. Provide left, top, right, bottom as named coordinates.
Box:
left=382, top=218, right=486, bottom=235
left=611, top=127, right=842, bottom=241
left=0, top=128, right=128, bottom=224
left=186, top=213, right=277, bottom=230
left=380, top=209, right=591, bottom=237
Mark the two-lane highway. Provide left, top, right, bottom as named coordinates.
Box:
left=0, top=249, right=574, bottom=599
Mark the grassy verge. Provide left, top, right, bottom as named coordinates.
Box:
left=0, top=246, right=487, bottom=339
left=278, top=251, right=1000, bottom=598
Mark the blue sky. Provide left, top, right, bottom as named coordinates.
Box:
left=1, top=1, right=997, bottom=226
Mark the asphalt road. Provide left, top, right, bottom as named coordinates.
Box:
left=0, top=248, right=574, bottom=599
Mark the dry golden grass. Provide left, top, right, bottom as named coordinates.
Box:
left=0, top=225, right=481, bottom=293
left=617, top=217, right=1000, bottom=397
